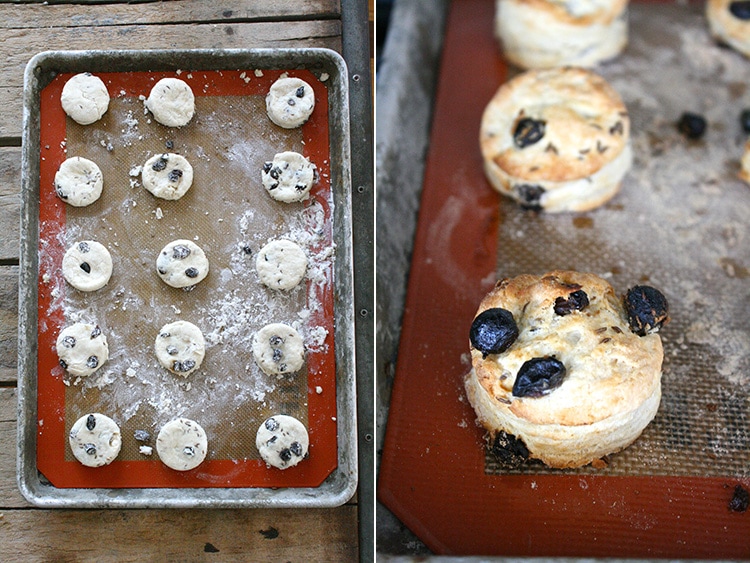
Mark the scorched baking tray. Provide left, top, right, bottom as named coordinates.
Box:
left=18, top=48, right=356, bottom=508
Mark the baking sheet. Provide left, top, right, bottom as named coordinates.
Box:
left=378, top=0, right=750, bottom=556
left=19, top=49, right=356, bottom=508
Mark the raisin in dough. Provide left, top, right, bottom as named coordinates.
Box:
left=156, top=418, right=208, bottom=471
left=54, top=156, right=104, bottom=207
left=68, top=413, right=122, bottom=467
left=707, top=0, right=750, bottom=58
left=256, top=239, right=308, bottom=290
left=155, top=320, right=205, bottom=377
left=252, top=323, right=305, bottom=376
left=145, top=77, right=195, bottom=127
left=60, top=73, right=110, bottom=125
left=465, top=271, right=667, bottom=468
left=156, top=239, right=209, bottom=288
left=261, top=151, right=317, bottom=203
left=56, top=322, right=109, bottom=377
left=266, top=77, right=315, bottom=129
left=256, top=415, right=309, bottom=470
left=142, top=153, right=194, bottom=200
left=62, top=240, right=113, bottom=292
left=480, top=67, right=632, bottom=212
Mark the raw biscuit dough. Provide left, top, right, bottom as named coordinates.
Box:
left=255, top=415, right=309, bottom=470
left=68, top=413, right=122, bottom=467
left=142, top=153, right=194, bottom=200
left=145, top=77, right=195, bottom=127
left=256, top=239, right=308, bottom=291
left=155, top=320, right=205, bottom=377
left=54, top=156, right=104, bottom=207
left=156, top=418, right=208, bottom=471
left=252, top=323, right=305, bottom=376
left=60, top=73, right=110, bottom=125
left=707, top=0, right=750, bottom=58
left=266, top=77, right=315, bottom=128
left=62, top=240, right=113, bottom=292
left=56, top=322, right=109, bottom=377
left=156, top=239, right=209, bottom=288
left=261, top=151, right=317, bottom=203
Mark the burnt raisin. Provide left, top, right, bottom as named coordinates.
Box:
left=730, top=1, right=750, bottom=19
left=62, top=336, right=76, bottom=348
left=490, top=430, right=529, bottom=467
left=295, top=86, right=305, bottom=98
left=554, top=289, right=590, bottom=316
left=513, top=117, right=546, bottom=148
left=512, top=356, right=566, bottom=398
left=290, top=441, right=303, bottom=456
left=152, top=155, right=168, bottom=172
left=741, top=109, right=750, bottom=133
left=624, top=285, right=669, bottom=336
left=86, top=355, right=99, bottom=369
left=515, top=184, right=545, bottom=211
left=185, top=267, right=199, bottom=278
left=469, top=308, right=519, bottom=358
left=677, top=112, right=706, bottom=139
left=78, top=241, right=90, bottom=253
left=80, top=262, right=91, bottom=274
left=729, top=484, right=750, bottom=512
left=279, top=448, right=292, bottom=462
left=172, top=244, right=191, bottom=259
left=265, top=418, right=279, bottom=431
left=86, top=414, right=96, bottom=431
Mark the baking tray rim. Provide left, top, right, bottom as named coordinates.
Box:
left=17, top=48, right=357, bottom=508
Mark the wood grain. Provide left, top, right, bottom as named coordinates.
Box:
left=0, top=149, right=21, bottom=262
left=0, top=267, right=18, bottom=384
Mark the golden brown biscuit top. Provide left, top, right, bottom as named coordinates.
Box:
left=707, top=0, right=750, bottom=39
left=470, top=271, right=663, bottom=426
left=480, top=67, right=630, bottom=182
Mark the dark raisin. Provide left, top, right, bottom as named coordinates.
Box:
left=624, top=285, right=670, bottom=336
left=295, top=86, right=305, bottom=98
left=469, top=308, right=519, bottom=358
left=512, top=356, right=566, bottom=398
left=279, top=448, right=292, bottom=462
left=165, top=140, right=174, bottom=150
left=172, top=244, right=191, bottom=259
left=278, top=363, right=288, bottom=372
left=168, top=169, right=183, bottom=182
left=242, top=245, right=252, bottom=255
left=272, top=348, right=283, bottom=363
left=56, top=185, right=68, bottom=200
left=86, top=355, right=99, bottom=369
left=515, top=184, right=545, bottom=211
left=287, top=98, right=296, bottom=106
left=84, top=443, right=97, bottom=456
left=90, top=326, right=101, bottom=339
left=741, top=109, right=750, bottom=133
left=677, top=112, right=707, bottom=139
left=158, top=267, right=167, bottom=275
left=183, top=446, right=195, bottom=457
left=266, top=435, right=278, bottom=445
left=166, top=345, right=178, bottom=356
left=295, top=184, right=307, bottom=191
left=62, top=335, right=76, bottom=348
left=265, top=417, right=279, bottom=431
left=78, top=241, right=90, bottom=253
left=554, top=289, right=590, bottom=316
left=80, top=262, right=91, bottom=274
left=290, top=441, right=303, bottom=456
left=262, top=161, right=273, bottom=173
left=185, top=267, right=199, bottom=278
left=729, top=484, right=750, bottom=512
left=59, top=359, right=68, bottom=369
left=269, top=182, right=279, bottom=190
left=86, top=414, right=96, bottom=431
left=269, top=335, right=283, bottom=347
left=134, top=429, right=151, bottom=442
left=513, top=117, right=546, bottom=148
left=730, top=0, right=750, bottom=19
left=152, top=155, right=168, bottom=172
left=173, top=359, right=196, bottom=372
left=270, top=167, right=281, bottom=180
left=490, top=430, right=529, bottom=467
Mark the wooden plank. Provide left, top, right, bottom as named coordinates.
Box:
left=0, top=148, right=21, bottom=262
left=0, top=388, right=25, bottom=507
left=0, top=267, right=19, bottom=385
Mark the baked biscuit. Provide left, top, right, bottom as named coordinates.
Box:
left=707, top=0, right=750, bottom=58
left=495, top=0, right=629, bottom=69
left=480, top=67, right=632, bottom=212
left=465, top=271, right=668, bottom=468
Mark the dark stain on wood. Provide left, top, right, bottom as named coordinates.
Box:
left=204, top=542, right=220, bottom=553
left=260, top=526, right=279, bottom=539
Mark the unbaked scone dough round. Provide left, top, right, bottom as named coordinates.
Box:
left=56, top=322, right=109, bottom=377
left=62, top=240, right=113, bottom=292
left=68, top=413, right=122, bottom=467
left=141, top=153, right=194, bottom=200
left=256, top=239, right=308, bottom=290
left=155, top=320, right=205, bottom=377
left=156, top=418, right=208, bottom=471
left=707, top=0, right=750, bottom=58
left=740, top=140, right=750, bottom=184
left=495, top=0, right=629, bottom=69
left=156, top=239, right=209, bottom=288
left=145, top=77, right=195, bottom=127
left=60, top=73, right=110, bottom=125
left=480, top=67, right=632, bottom=212
left=256, top=415, right=309, bottom=470
left=266, top=77, right=315, bottom=128
left=54, top=156, right=104, bottom=207
left=465, top=271, right=667, bottom=468
left=261, top=151, right=317, bottom=203
left=252, top=323, right=305, bottom=376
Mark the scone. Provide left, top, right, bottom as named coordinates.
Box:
left=479, top=67, right=632, bottom=212
left=707, top=0, right=750, bottom=59
left=740, top=139, right=750, bottom=183
left=464, top=271, right=669, bottom=468
left=495, top=0, right=629, bottom=69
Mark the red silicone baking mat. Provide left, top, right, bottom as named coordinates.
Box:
left=378, top=0, right=750, bottom=557
left=37, top=68, right=337, bottom=488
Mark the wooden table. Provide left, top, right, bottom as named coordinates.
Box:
left=0, top=2, right=373, bottom=561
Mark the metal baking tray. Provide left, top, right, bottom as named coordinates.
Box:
left=18, top=49, right=356, bottom=508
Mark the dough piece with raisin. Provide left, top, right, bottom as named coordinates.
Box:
left=61, top=73, right=110, bottom=125
left=54, top=156, right=104, bottom=207
left=261, top=151, right=317, bottom=203
left=465, top=271, right=668, bottom=468
left=479, top=67, right=632, bottom=212
left=145, top=77, right=195, bottom=127
left=56, top=322, right=109, bottom=377
left=495, top=0, right=628, bottom=69
left=156, top=418, right=208, bottom=471
left=68, top=413, right=122, bottom=467
left=266, top=77, right=315, bottom=128
left=156, top=239, right=209, bottom=288
left=256, top=415, right=309, bottom=470
left=142, top=153, right=194, bottom=200
left=155, top=320, right=205, bottom=377
left=62, top=240, right=112, bottom=292
left=252, top=323, right=305, bottom=377
left=256, top=239, right=308, bottom=290
left=707, top=0, right=750, bottom=58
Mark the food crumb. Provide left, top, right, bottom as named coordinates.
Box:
left=315, top=386, right=323, bottom=394
left=139, top=445, right=153, bottom=456
left=320, top=72, right=329, bottom=82
left=729, top=484, right=750, bottom=512
left=254, top=69, right=263, bottom=77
